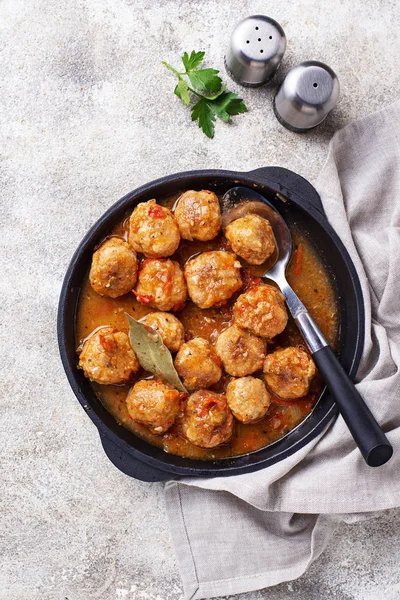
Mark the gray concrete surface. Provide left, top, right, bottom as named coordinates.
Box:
left=1, top=0, right=400, bottom=598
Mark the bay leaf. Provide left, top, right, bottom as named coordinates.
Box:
left=125, top=313, right=187, bottom=393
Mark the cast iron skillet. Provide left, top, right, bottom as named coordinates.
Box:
left=57, top=167, right=365, bottom=482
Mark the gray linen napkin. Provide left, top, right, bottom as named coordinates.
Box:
left=165, top=100, right=400, bottom=600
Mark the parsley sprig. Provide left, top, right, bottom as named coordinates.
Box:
left=162, top=50, right=247, bottom=139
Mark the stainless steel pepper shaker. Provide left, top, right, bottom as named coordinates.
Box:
left=274, top=61, right=340, bottom=131
left=225, top=15, right=286, bottom=87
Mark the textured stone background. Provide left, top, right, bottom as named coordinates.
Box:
left=1, top=0, right=400, bottom=599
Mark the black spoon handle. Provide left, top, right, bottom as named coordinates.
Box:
left=293, top=308, right=393, bottom=467
left=312, top=345, right=393, bottom=466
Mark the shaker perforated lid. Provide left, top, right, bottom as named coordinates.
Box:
left=225, top=15, right=286, bottom=87
left=274, top=61, right=340, bottom=131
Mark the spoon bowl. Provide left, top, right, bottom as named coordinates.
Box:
left=221, top=191, right=292, bottom=280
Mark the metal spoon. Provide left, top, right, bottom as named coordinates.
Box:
left=223, top=186, right=393, bottom=467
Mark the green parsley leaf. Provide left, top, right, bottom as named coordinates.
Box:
left=225, top=97, right=248, bottom=116
left=209, top=92, right=247, bottom=121
left=191, top=98, right=216, bottom=139
left=162, top=50, right=247, bottom=138
left=174, top=80, right=190, bottom=105
left=182, top=50, right=205, bottom=71
left=187, top=68, right=222, bottom=93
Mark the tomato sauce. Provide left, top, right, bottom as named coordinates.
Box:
left=76, top=193, right=338, bottom=460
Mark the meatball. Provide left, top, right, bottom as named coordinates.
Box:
left=225, top=214, right=276, bottom=265
left=181, top=390, right=234, bottom=448
left=128, top=199, right=180, bottom=258
left=89, top=237, right=138, bottom=298
left=233, top=284, right=288, bottom=338
left=78, top=328, right=139, bottom=385
left=226, top=377, right=271, bottom=424
left=184, top=251, right=242, bottom=309
left=140, top=312, right=184, bottom=353
left=174, top=337, right=222, bottom=391
left=215, top=324, right=266, bottom=377
left=134, top=259, right=187, bottom=312
left=263, top=347, right=316, bottom=399
left=174, top=189, right=221, bottom=241
left=126, top=379, right=180, bottom=434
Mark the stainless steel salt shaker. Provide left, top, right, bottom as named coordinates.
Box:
left=274, top=61, right=340, bottom=131
left=225, top=15, right=286, bottom=87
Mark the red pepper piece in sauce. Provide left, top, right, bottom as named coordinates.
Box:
left=99, top=333, right=116, bottom=352
left=294, top=243, right=303, bottom=277
left=197, top=397, right=225, bottom=418
left=132, top=289, right=153, bottom=304
left=148, top=205, right=165, bottom=218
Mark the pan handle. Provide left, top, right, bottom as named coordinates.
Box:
left=99, top=433, right=174, bottom=482
left=246, top=166, right=325, bottom=216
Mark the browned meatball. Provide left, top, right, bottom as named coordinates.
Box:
left=225, top=214, right=275, bottom=265
left=226, top=377, right=271, bottom=424
left=174, top=337, right=222, bottom=390
left=184, top=251, right=242, bottom=309
left=233, top=284, right=288, bottom=338
left=181, top=390, right=234, bottom=448
left=215, top=324, right=266, bottom=377
left=78, top=328, right=139, bottom=385
left=126, top=379, right=180, bottom=434
left=134, top=259, right=187, bottom=312
left=89, top=237, right=138, bottom=298
left=263, top=347, right=316, bottom=399
left=140, top=312, right=185, bottom=353
left=128, top=200, right=180, bottom=258
left=174, top=190, right=221, bottom=241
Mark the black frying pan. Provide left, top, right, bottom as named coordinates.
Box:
left=57, top=167, right=365, bottom=481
